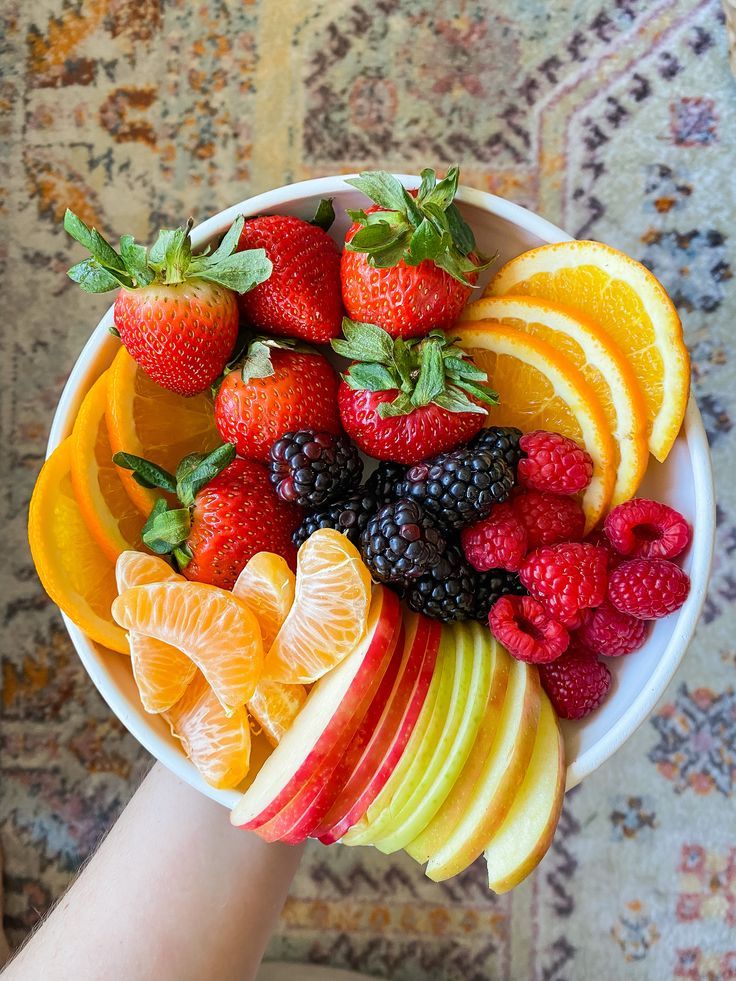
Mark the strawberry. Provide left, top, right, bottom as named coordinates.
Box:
left=114, top=445, right=301, bottom=589
left=64, top=210, right=271, bottom=396
left=332, top=319, right=498, bottom=463
left=236, top=202, right=343, bottom=343
left=214, top=338, right=342, bottom=462
left=340, top=166, right=491, bottom=339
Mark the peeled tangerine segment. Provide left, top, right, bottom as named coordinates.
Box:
left=484, top=693, right=565, bottom=894
left=112, top=581, right=263, bottom=712
left=28, top=438, right=128, bottom=654
left=115, top=551, right=182, bottom=592
left=165, top=671, right=251, bottom=790
left=264, top=528, right=372, bottom=684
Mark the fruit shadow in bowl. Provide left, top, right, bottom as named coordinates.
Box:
left=48, top=176, right=715, bottom=806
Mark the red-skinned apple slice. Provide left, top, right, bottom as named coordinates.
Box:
left=230, top=586, right=399, bottom=831
left=315, top=613, right=441, bottom=845
left=257, top=613, right=404, bottom=843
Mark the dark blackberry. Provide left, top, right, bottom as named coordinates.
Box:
left=401, top=544, right=476, bottom=622
left=365, top=461, right=406, bottom=505
left=270, top=430, right=363, bottom=507
left=292, top=486, right=377, bottom=549
left=361, top=499, right=445, bottom=583
left=397, top=447, right=514, bottom=531
left=472, top=569, right=527, bottom=623
left=469, top=426, right=525, bottom=470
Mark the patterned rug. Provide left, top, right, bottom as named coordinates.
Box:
left=1, top=2, right=734, bottom=978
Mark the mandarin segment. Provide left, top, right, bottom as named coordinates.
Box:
left=28, top=439, right=128, bottom=654
left=264, top=528, right=372, bottom=684
left=247, top=680, right=308, bottom=747
left=112, top=581, right=264, bottom=711
left=232, top=552, right=296, bottom=649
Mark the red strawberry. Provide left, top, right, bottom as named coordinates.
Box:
left=332, top=319, right=497, bottom=463
left=65, top=211, right=271, bottom=396
left=341, top=167, right=490, bottom=338
left=114, top=445, right=302, bottom=590
left=214, top=339, right=341, bottom=462
left=237, top=207, right=343, bottom=343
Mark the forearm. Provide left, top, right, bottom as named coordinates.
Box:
left=3, top=764, right=303, bottom=981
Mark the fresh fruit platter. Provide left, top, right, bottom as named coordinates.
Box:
left=29, top=169, right=713, bottom=894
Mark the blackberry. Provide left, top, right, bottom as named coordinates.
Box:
left=365, top=461, right=406, bottom=505
left=292, top=486, right=377, bottom=549
left=397, top=447, right=514, bottom=531
left=473, top=569, right=527, bottom=623
left=270, top=430, right=363, bottom=507
left=361, top=499, right=445, bottom=583
left=469, top=426, right=524, bottom=470
left=402, top=544, right=476, bottom=622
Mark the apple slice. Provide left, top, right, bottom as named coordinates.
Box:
left=372, top=621, right=493, bottom=854
left=230, top=586, right=400, bottom=831
left=342, top=624, right=457, bottom=847
left=484, top=693, right=565, bottom=893
left=422, top=653, right=542, bottom=882
left=404, top=630, right=510, bottom=864
left=258, top=614, right=404, bottom=843
left=315, top=613, right=441, bottom=845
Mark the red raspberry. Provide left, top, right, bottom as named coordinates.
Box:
left=585, top=527, right=625, bottom=571
left=488, top=595, right=569, bottom=664
left=517, top=430, right=593, bottom=495
left=510, top=489, right=585, bottom=548
left=539, top=650, right=612, bottom=720
left=574, top=602, right=649, bottom=657
left=520, top=542, right=609, bottom=627
left=461, top=503, right=528, bottom=572
left=608, top=558, right=690, bottom=620
left=604, top=498, right=691, bottom=561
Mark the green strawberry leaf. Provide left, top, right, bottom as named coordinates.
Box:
left=444, top=356, right=489, bottom=382
left=446, top=203, right=476, bottom=256
left=434, top=386, right=488, bottom=415
left=332, top=319, right=395, bottom=364
left=67, top=259, right=127, bottom=293
left=347, top=221, right=400, bottom=252
left=119, top=235, right=155, bottom=287
left=377, top=392, right=414, bottom=419
left=344, top=362, right=397, bottom=392
left=142, top=505, right=192, bottom=553
left=452, top=378, right=499, bottom=407
left=412, top=339, right=445, bottom=406
left=112, top=452, right=177, bottom=494
left=206, top=216, right=244, bottom=264
left=311, top=198, right=336, bottom=231
left=173, top=544, right=193, bottom=570
left=194, top=248, right=272, bottom=293
left=64, top=210, right=125, bottom=272
left=404, top=218, right=443, bottom=266
left=241, top=339, right=276, bottom=382
left=363, top=234, right=412, bottom=268
left=417, top=168, right=437, bottom=202
left=176, top=443, right=235, bottom=506
left=345, top=171, right=408, bottom=214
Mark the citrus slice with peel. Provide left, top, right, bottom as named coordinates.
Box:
left=106, top=346, right=219, bottom=514
left=165, top=671, right=251, bottom=790
left=233, top=553, right=306, bottom=744
left=28, top=439, right=128, bottom=653
left=264, top=528, right=373, bottom=684
left=460, top=295, right=648, bottom=505
left=454, top=324, right=615, bottom=530
left=112, top=581, right=264, bottom=711
left=485, top=240, right=690, bottom=462
left=71, top=372, right=144, bottom=560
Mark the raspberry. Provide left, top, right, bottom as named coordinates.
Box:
left=520, top=542, right=609, bottom=627
left=517, top=430, right=593, bottom=495
left=539, top=650, right=612, bottom=720
left=461, top=503, right=528, bottom=572
left=608, top=558, right=690, bottom=620
left=574, top=601, right=649, bottom=657
left=604, top=498, right=691, bottom=561
left=585, top=527, right=625, bottom=571
left=489, top=595, right=569, bottom=664
left=510, top=489, right=585, bottom=548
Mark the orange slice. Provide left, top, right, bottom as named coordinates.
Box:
left=264, top=528, right=372, bottom=685
left=71, top=372, right=144, bottom=561
left=28, top=439, right=128, bottom=653
left=233, top=552, right=306, bottom=744
left=115, top=551, right=196, bottom=711
left=454, top=324, right=615, bottom=530
left=106, top=346, right=219, bottom=514
left=112, top=581, right=263, bottom=711
left=165, top=671, right=251, bottom=790
left=486, top=240, right=690, bottom=462
left=460, top=295, right=649, bottom=505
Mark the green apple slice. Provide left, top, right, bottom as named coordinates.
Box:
left=484, top=692, right=565, bottom=893
left=373, top=621, right=492, bottom=854
left=405, top=631, right=510, bottom=864
left=341, top=624, right=455, bottom=847
left=423, top=652, right=542, bottom=881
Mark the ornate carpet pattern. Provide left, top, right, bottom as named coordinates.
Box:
left=1, top=2, right=734, bottom=978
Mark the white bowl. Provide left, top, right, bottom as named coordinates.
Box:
left=47, top=175, right=715, bottom=806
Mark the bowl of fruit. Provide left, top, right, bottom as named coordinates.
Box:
left=29, top=168, right=714, bottom=893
